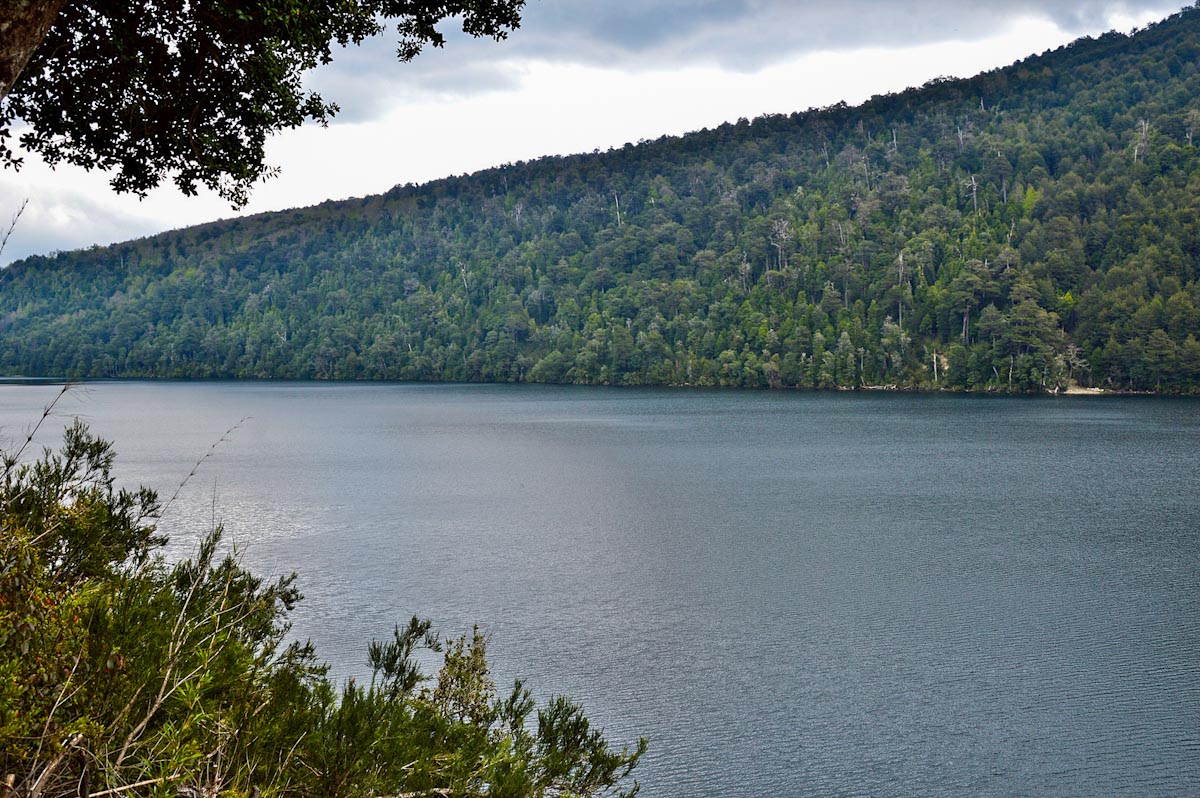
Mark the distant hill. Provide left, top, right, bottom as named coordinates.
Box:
left=3, top=7, right=1200, bottom=392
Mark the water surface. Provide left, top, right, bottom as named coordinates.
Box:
left=1, top=382, right=1197, bottom=796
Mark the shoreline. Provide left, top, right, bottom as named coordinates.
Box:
left=0, top=375, right=1182, bottom=397
left=1062, top=384, right=1108, bottom=396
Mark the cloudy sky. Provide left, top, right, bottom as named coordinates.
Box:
left=0, top=0, right=1184, bottom=265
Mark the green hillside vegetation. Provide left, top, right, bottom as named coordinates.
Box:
left=3, top=7, right=1200, bottom=392
left=1, top=413, right=644, bottom=797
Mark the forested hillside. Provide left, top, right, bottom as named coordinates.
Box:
left=3, top=7, right=1200, bottom=391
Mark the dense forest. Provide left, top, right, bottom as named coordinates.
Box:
left=3, top=7, right=1200, bottom=392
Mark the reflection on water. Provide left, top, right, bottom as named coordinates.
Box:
left=1, top=382, right=1198, bottom=797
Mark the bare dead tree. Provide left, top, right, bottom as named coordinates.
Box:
left=962, top=174, right=979, bottom=215
left=1133, top=118, right=1150, bottom=163
left=768, top=218, right=792, bottom=270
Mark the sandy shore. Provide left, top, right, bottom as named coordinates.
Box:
left=1062, top=383, right=1107, bottom=395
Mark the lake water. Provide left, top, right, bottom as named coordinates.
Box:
left=2, top=382, right=1198, bottom=796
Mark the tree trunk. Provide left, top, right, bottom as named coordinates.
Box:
left=0, top=0, right=67, bottom=98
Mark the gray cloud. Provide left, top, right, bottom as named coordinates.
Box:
left=509, top=0, right=1181, bottom=68
left=308, top=0, right=1180, bottom=121
left=304, top=35, right=525, bottom=121
left=0, top=191, right=163, bottom=267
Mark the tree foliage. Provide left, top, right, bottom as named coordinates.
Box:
left=0, top=0, right=525, bottom=204
left=3, top=7, right=1200, bottom=392
left=0, top=421, right=644, bottom=797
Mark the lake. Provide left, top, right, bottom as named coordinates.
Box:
left=1, top=381, right=1197, bottom=796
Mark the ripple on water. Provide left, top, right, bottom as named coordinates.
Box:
left=1, top=384, right=1197, bottom=797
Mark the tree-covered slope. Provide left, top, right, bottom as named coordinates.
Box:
left=3, top=7, right=1200, bottom=391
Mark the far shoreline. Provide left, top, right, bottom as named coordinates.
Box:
left=0, top=375, right=1190, bottom=398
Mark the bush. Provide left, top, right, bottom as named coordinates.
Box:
left=1, top=421, right=644, bottom=798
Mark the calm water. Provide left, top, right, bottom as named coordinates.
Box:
left=2, top=382, right=1198, bottom=796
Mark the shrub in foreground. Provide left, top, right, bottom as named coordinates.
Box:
left=0, top=421, right=644, bottom=797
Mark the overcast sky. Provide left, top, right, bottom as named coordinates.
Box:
left=0, top=0, right=1184, bottom=265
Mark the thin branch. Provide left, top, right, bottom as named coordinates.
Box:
left=30, top=647, right=86, bottom=770
left=27, top=733, right=82, bottom=798
left=87, top=775, right=176, bottom=797
left=158, top=417, right=250, bottom=521
left=115, top=557, right=262, bottom=767
left=5, top=382, right=72, bottom=474
left=0, top=198, right=27, bottom=262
